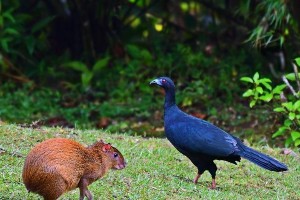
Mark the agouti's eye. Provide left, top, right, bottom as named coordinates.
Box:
left=113, top=153, right=118, bottom=158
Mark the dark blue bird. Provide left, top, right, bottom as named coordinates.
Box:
left=150, top=77, right=287, bottom=189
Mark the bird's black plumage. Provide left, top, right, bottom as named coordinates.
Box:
left=150, top=77, right=287, bottom=189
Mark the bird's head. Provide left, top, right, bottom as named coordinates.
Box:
left=150, top=77, right=175, bottom=91
left=150, top=77, right=176, bottom=107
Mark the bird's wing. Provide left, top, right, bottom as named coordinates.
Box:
left=166, top=119, right=240, bottom=157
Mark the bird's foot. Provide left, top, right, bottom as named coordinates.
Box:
left=193, top=174, right=201, bottom=184
left=209, top=179, right=216, bottom=189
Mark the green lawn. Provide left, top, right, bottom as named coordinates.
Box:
left=0, top=124, right=299, bottom=200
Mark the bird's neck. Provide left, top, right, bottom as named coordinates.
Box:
left=164, top=89, right=176, bottom=109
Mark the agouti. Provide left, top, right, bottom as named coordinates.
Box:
left=22, top=138, right=126, bottom=200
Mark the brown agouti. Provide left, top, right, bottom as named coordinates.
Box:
left=22, top=138, right=126, bottom=200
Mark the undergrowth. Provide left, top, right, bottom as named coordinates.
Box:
left=0, top=82, right=281, bottom=141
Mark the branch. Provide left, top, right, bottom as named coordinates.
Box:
left=197, top=0, right=254, bottom=29
left=1, top=73, right=32, bottom=83
left=267, top=63, right=280, bottom=78
left=0, top=54, right=33, bottom=84
left=122, top=0, right=139, bottom=22
left=162, top=17, right=205, bottom=37
left=282, top=75, right=299, bottom=98
left=292, top=63, right=300, bottom=92
left=123, top=0, right=160, bottom=28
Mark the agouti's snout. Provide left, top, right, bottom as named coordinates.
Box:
left=22, top=138, right=126, bottom=200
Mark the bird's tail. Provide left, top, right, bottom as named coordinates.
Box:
left=239, top=145, right=288, bottom=172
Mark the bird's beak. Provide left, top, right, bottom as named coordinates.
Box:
left=150, top=78, right=161, bottom=86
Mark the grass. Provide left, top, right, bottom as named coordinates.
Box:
left=0, top=124, right=299, bottom=200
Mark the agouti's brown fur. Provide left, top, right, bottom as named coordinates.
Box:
left=22, top=138, right=126, bottom=200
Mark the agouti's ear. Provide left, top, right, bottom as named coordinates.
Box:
left=102, top=143, right=112, bottom=152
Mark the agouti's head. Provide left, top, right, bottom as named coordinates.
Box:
left=101, top=143, right=126, bottom=170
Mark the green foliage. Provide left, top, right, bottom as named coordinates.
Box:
left=0, top=1, right=18, bottom=69
left=0, top=6, right=16, bottom=52
left=0, top=82, right=59, bottom=122
left=64, top=56, right=110, bottom=89
left=1, top=0, right=300, bottom=148
left=0, top=81, right=155, bottom=129
left=245, top=0, right=291, bottom=47
left=241, top=58, right=300, bottom=146
left=0, top=83, right=95, bottom=127
left=0, top=0, right=56, bottom=83
left=0, top=1, right=53, bottom=56
left=179, top=80, right=205, bottom=107
left=272, top=100, right=300, bottom=147
left=241, top=72, right=285, bottom=108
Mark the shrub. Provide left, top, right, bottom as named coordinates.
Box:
left=241, top=58, right=300, bottom=146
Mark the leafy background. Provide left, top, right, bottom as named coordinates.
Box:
left=1, top=0, right=300, bottom=146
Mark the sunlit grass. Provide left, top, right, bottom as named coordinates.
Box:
left=0, top=124, right=299, bottom=199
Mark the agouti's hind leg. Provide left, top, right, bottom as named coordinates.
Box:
left=41, top=174, right=67, bottom=200
left=79, top=178, right=93, bottom=200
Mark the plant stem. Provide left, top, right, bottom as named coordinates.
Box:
left=292, top=63, right=300, bottom=92
left=282, top=76, right=298, bottom=98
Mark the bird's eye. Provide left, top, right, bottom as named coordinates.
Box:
left=113, top=153, right=118, bottom=158
left=162, top=79, right=166, bottom=83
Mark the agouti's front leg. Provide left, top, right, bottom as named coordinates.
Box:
left=79, top=178, right=93, bottom=200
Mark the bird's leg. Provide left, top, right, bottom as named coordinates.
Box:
left=208, top=162, right=217, bottom=189
left=191, top=161, right=205, bottom=184
left=193, top=173, right=201, bottom=184
left=211, top=178, right=216, bottom=189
